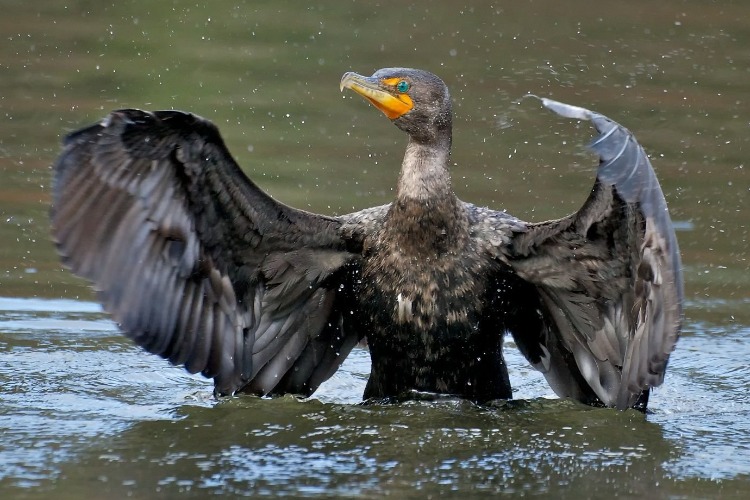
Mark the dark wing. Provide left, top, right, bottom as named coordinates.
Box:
left=499, top=99, right=683, bottom=409
left=51, top=109, right=364, bottom=397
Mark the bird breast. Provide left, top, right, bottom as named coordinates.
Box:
left=361, top=234, right=488, bottom=334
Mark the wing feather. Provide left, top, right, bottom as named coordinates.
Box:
left=500, top=99, right=683, bottom=409
left=51, top=109, right=365, bottom=396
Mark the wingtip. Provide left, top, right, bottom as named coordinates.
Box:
left=537, top=96, right=594, bottom=121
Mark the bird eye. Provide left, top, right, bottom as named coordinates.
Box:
left=396, top=80, right=410, bottom=93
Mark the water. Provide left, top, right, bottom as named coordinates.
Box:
left=1, top=0, right=749, bottom=497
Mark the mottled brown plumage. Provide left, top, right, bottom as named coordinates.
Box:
left=51, top=68, right=683, bottom=410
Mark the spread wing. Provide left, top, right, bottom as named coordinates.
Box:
left=500, top=99, right=683, bottom=409
left=51, top=109, right=364, bottom=397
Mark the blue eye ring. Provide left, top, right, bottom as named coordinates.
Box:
left=396, top=80, right=410, bottom=93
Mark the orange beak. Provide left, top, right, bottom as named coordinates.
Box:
left=340, top=72, right=413, bottom=120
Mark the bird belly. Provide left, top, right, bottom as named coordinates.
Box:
left=358, top=250, right=512, bottom=402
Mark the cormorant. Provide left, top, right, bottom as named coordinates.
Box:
left=51, top=68, right=683, bottom=410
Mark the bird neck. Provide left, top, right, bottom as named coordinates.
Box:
left=385, top=129, right=467, bottom=253
left=395, top=131, right=454, bottom=203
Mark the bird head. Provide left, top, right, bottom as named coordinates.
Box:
left=341, top=68, right=452, bottom=144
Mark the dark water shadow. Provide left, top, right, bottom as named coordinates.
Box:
left=15, top=394, right=714, bottom=498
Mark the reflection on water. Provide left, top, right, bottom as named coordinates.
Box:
left=1, top=0, right=749, bottom=497
left=2, top=297, right=750, bottom=497
left=47, top=397, right=676, bottom=498
left=0, top=298, right=213, bottom=490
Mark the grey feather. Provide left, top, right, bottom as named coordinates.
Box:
left=51, top=71, right=682, bottom=411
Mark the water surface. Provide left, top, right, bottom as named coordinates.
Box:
left=1, top=1, right=748, bottom=497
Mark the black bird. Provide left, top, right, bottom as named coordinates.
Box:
left=51, top=68, right=683, bottom=410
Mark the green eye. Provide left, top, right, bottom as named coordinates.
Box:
left=396, top=80, right=410, bottom=93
